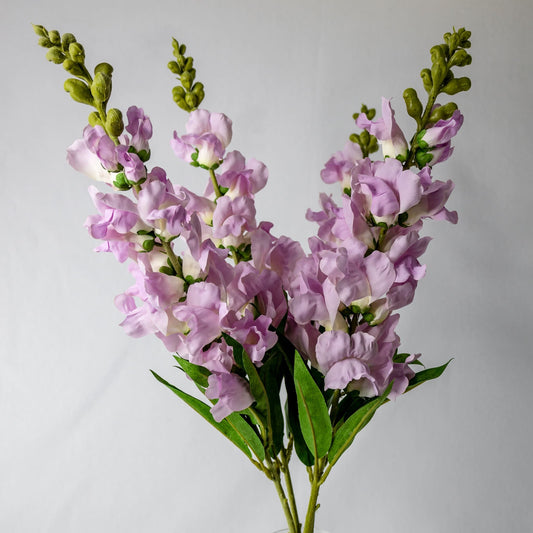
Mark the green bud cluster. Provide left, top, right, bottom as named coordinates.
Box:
left=350, top=104, right=379, bottom=158
left=33, top=24, right=123, bottom=140
left=168, top=38, right=205, bottom=112
left=401, top=27, right=472, bottom=169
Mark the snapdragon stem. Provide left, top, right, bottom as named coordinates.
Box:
left=162, top=240, right=183, bottom=278
left=209, top=168, right=223, bottom=199
left=281, top=445, right=300, bottom=532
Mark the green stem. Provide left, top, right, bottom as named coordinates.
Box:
left=302, top=466, right=321, bottom=533
left=281, top=446, right=301, bottom=533
left=403, top=88, right=438, bottom=170
left=161, top=240, right=183, bottom=278
left=267, top=456, right=297, bottom=533
left=209, top=168, right=223, bottom=199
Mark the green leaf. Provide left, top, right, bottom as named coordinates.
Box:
left=226, top=413, right=265, bottom=462
left=259, top=352, right=285, bottom=455
left=294, top=352, right=332, bottom=459
left=174, top=355, right=211, bottom=389
left=150, top=370, right=252, bottom=459
left=328, top=382, right=392, bottom=467
left=405, top=359, right=452, bottom=392
left=241, top=350, right=270, bottom=426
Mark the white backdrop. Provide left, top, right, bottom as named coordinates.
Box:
left=2, top=1, right=532, bottom=532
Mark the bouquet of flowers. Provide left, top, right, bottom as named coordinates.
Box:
left=33, top=24, right=472, bottom=533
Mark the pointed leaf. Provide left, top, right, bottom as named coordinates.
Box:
left=294, top=352, right=332, bottom=459
left=241, top=350, right=270, bottom=427
left=150, top=370, right=251, bottom=458
left=405, top=359, right=452, bottom=393
left=226, top=413, right=266, bottom=462
left=259, top=352, right=285, bottom=455
left=174, top=355, right=210, bottom=388
left=328, top=382, right=392, bottom=467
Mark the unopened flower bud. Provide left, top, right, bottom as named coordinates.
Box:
left=180, top=71, right=193, bottom=91
left=106, top=108, right=124, bottom=137
left=403, top=88, right=423, bottom=121
left=185, top=92, right=198, bottom=110
left=94, top=62, right=113, bottom=76
left=91, top=71, right=112, bottom=103
left=168, top=60, right=181, bottom=74
left=428, top=102, right=458, bottom=123
left=420, top=68, right=433, bottom=93
left=48, top=30, right=60, bottom=45
left=449, top=49, right=472, bottom=68
left=63, top=58, right=85, bottom=77
left=88, top=111, right=103, bottom=127
left=69, top=42, right=85, bottom=63
left=45, top=46, right=65, bottom=64
left=184, top=57, right=194, bottom=71
left=37, top=36, right=52, bottom=48
left=441, top=76, right=471, bottom=95
left=32, top=24, right=47, bottom=37
left=64, top=78, right=94, bottom=106
left=179, top=44, right=186, bottom=55
left=431, top=59, right=447, bottom=89
left=61, top=33, right=77, bottom=49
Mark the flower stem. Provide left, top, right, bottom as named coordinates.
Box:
left=209, top=168, right=223, bottom=199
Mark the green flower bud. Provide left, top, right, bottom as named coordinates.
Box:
left=61, top=33, right=77, bottom=49
left=94, top=62, right=114, bottom=76
left=420, top=68, right=433, bottom=93
left=192, top=82, right=205, bottom=100
left=142, top=239, right=155, bottom=252
left=173, top=86, right=186, bottom=99
left=64, top=78, right=94, bottom=106
left=179, top=44, right=187, bottom=55
left=441, top=76, right=471, bottom=95
left=431, top=58, right=447, bottom=89
left=63, top=58, right=86, bottom=77
left=415, top=150, right=433, bottom=167
left=113, top=172, right=131, bottom=191
left=106, top=108, right=124, bottom=137
left=430, top=45, right=446, bottom=65
left=45, top=46, right=66, bottom=64
left=368, top=136, right=379, bottom=153
left=184, top=57, right=194, bottom=71
left=185, top=92, right=198, bottom=110
left=403, top=88, right=423, bottom=121
left=428, top=101, right=458, bottom=123
left=91, top=71, right=112, bottom=103
left=88, top=111, right=103, bottom=127
left=168, top=60, right=181, bottom=74
left=48, top=30, right=60, bottom=45
left=68, top=42, right=85, bottom=63
left=349, top=133, right=359, bottom=144
left=359, top=130, right=370, bottom=145
left=37, top=36, right=52, bottom=48
left=449, top=49, right=472, bottom=68
left=32, top=24, right=47, bottom=37
left=180, top=71, right=193, bottom=91
left=176, top=54, right=186, bottom=69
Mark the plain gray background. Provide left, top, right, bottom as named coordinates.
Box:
left=2, top=1, right=532, bottom=532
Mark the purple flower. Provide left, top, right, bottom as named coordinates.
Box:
left=205, top=372, right=254, bottom=422
left=212, top=195, right=257, bottom=239
left=316, top=330, right=378, bottom=391
left=67, top=126, right=118, bottom=184
left=171, top=109, right=233, bottom=167
left=355, top=158, right=422, bottom=225
left=320, top=141, right=363, bottom=189
left=419, top=109, right=464, bottom=149
left=125, top=106, right=153, bottom=153
left=356, top=98, right=408, bottom=160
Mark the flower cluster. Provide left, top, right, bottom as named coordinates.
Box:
left=67, top=95, right=462, bottom=421
left=35, top=23, right=472, bottom=532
